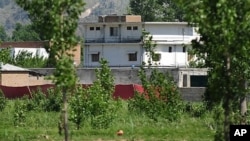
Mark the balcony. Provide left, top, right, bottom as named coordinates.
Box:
left=85, top=37, right=142, bottom=43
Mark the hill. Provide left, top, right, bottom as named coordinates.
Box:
left=0, top=0, right=130, bottom=35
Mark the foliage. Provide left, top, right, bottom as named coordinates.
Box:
left=13, top=99, right=26, bottom=127
left=129, top=30, right=184, bottom=121
left=16, top=0, right=85, bottom=139
left=87, top=58, right=119, bottom=129
left=69, top=85, right=89, bottom=130
left=0, top=89, right=7, bottom=111
left=129, top=0, right=184, bottom=21
left=44, top=88, right=62, bottom=112
left=11, top=23, right=40, bottom=41
left=24, top=88, right=46, bottom=111
left=178, top=0, right=250, bottom=140
left=0, top=25, right=9, bottom=41
left=0, top=47, right=12, bottom=64
left=184, top=102, right=207, bottom=118
left=0, top=100, right=217, bottom=141
left=0, top=47, right=47, bottom=68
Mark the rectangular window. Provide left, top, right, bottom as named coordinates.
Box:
left=91, top=53, right=99, bottom=62
left=96, top=27, right=100, bottom=30
left=183, top=46, right=186, bottom=52
left=128, top=52, right=137, bottom=61
left=127, top=26, right=132, bottom=30
left=169, top=46, right=172, bottom=53
left=152, top=53, right=161, bottom=61
left=110, top=27, right=118, bottom=36
left=90, top=27, right=94, bottom=30
left=133, top=26, right=138, bottom=30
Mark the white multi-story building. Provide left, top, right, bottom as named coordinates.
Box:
left=82, top=15, right=199, bottom=67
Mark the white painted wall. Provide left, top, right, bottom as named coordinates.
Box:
left=83, top=21, right=199, bottom=67
left=84, top=44, right=142, bottom=67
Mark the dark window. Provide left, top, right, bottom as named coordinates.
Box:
left=110, top=27, right=118, bottom=36
left=133, top=26, right=138, bottom=30
left=90, top=27, right=94, bottom=30
left=183, top=74, right=187, bottom=87
left=152, top=53, right=161, bottom=61
left=190, top=75, right=208, bottom=87
left=128, top=53, right=137, bottom=61
left=169, top=46, right=172, bottom=53
left=183, top=46, right=186, bottom=52
left=127, top=26, right=132, bottom=30
left=96, top=27, right=100, bottom=30
left=91, top=53, right=99, bottom=62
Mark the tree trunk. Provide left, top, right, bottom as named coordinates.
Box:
left=224, top=56, right=231, bottom=141
left=63, top=88, right=69, bottom=141
left=240, top=96, right=247, bottom=124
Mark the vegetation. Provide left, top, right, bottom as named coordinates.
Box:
left=16, top=1, right=84, bottom=141
left=0, top=98, right=218, bottom=141
left=129, top=0, right=184, bottom=21
left=0, top=48, right=47, bottom=68
left=178, top=0, right=250, bottom=140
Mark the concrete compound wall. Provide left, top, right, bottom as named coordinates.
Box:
left=30, top=68, right=207, bottom=101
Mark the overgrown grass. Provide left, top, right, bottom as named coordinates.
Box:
left=0, top=100, right=216, bottom=141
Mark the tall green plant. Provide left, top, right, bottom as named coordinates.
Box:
left=129, top=30, right=183, bottom=121
left=178, top=0, right=250, bottom=140
left=16, top=1, right=85, bottom=140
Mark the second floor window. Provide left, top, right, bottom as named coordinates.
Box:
left=169, top=46, right=172, bottom=53
left=110, top=27, right=118, bottom=36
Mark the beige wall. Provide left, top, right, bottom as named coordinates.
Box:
left=0, top=71, right=52, bottom=87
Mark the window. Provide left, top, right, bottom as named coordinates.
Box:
left=127, top=26, right=132, bottom=30
left=110, top=27, right=118, bottom=36
left=152, top=53, right=161, bottom=61
left=91, top=53, right=99, bottom=62
left=169, top=46, right=172, bottom=53
left=90, top=27, right=94, bottom=30
left=96, top=27, right=100, bottom=30
left=183, top=46, right=186, bottom=52
left=133, top=26, right=138, bottom=30
left=128, top=52, right=137, bottom=61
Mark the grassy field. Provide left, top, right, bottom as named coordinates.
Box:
left=0, top=100, right=215, bottom=141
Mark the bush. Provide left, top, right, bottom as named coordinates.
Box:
left=13, top=99, right=27, bottom=126
left=44, top=88, right=62, bottom=112
left=0, top=89, right=7, bottom=111
left=184, top=102, right=207, bottom=117
left=129, top=68, right=184, bottom=121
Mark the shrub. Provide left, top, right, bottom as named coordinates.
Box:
left=44, top=88, right=62, bottom=112
left=0, top=89, right=6, bottom=111
left=13, top=99, right=27, bottom=126
left=69, top=85, right=89, bottom=129
left=129, top=68, right=184, bottom=121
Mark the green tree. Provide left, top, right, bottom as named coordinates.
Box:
left=16, top=0, right=85, bottom=141
left=11, top=23, right=40, bottom=41
left=178, top=0, right=250, bottom=140
left=129, top=0, right=184, bottom=21
left=0, top=25, right=9, bottom=41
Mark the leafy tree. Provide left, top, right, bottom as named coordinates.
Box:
left=0, top=25, right=9, bottom=41
left=129, top=0, right=184, bottom=21
left=178, top=0, right=250, bottom=140
left=16, top=0, right=85, bottom=141
left=11, top=23, right=40, bottom=41
left=0, top=48, right=12, bottom=64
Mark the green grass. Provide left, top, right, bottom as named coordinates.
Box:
left=0, top=100, right=215, bottom=141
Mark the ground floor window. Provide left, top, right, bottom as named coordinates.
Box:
left=91, top=53, right=99, bottom=62
left=128, top=52, right=137, bottom=61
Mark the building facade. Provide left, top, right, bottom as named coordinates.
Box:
left=82, top=15, right=199, bottom=67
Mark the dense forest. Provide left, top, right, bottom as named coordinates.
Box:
left=0, top=0, right=130, bottom=35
